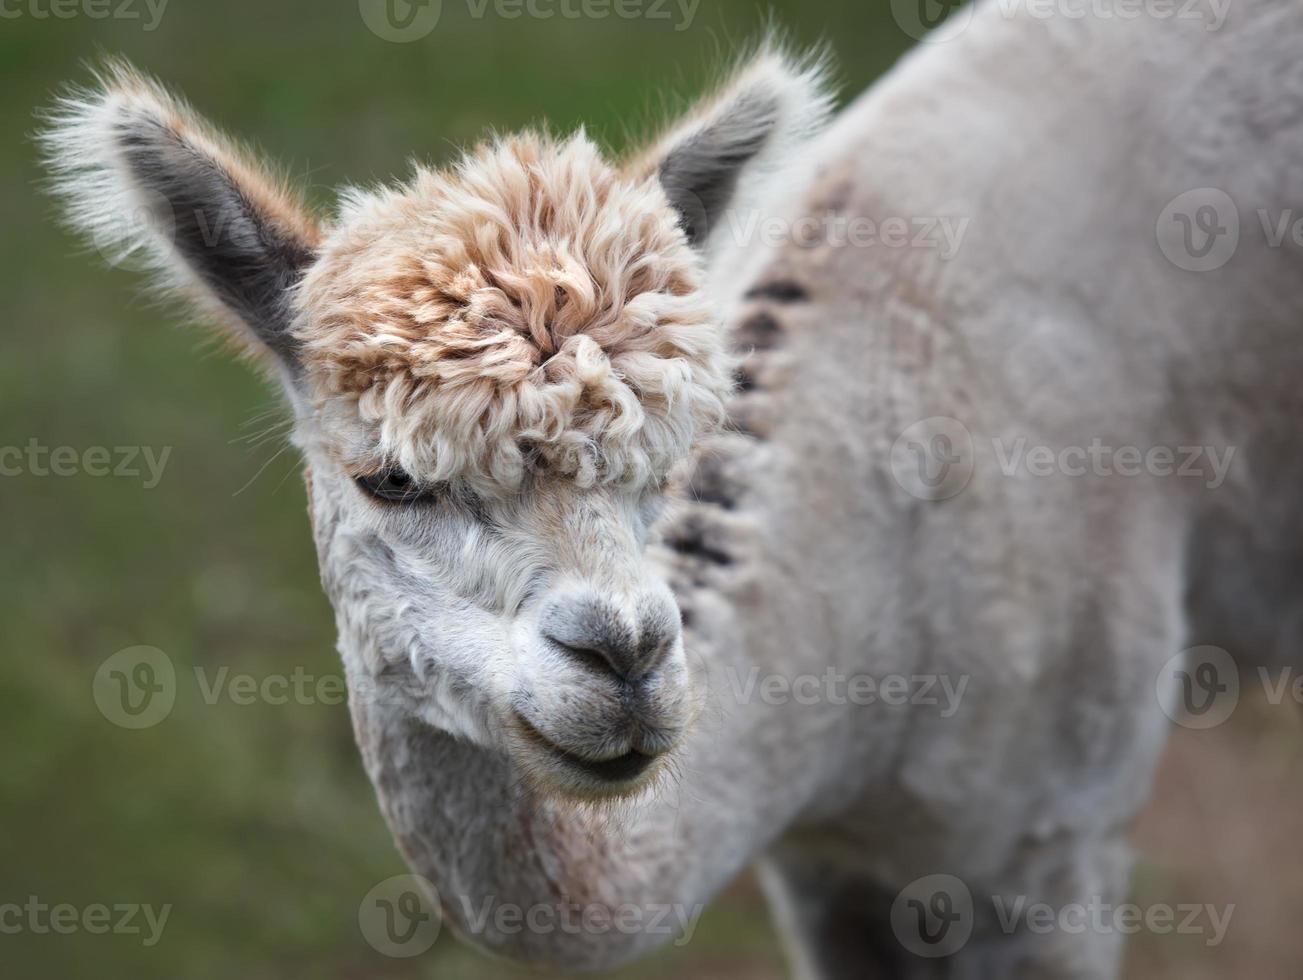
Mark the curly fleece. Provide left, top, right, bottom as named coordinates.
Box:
left=294, top=132, right=734, bottom=494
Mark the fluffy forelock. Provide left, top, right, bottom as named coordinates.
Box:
left=293, top=131, right=733, bottom=495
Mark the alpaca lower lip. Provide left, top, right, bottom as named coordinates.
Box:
left=553, top=746, right=657, bottom=783
left=513, top=714, right=659, bottom=784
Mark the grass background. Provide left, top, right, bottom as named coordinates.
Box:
left=3, top=1, right=1302, bottom=977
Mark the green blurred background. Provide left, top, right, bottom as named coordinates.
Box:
left=0, top=3, right=909, bottom=977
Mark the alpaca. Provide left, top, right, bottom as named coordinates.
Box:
left=38, top=0, right=1303, bottom=974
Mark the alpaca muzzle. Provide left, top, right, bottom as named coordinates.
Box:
left=507, top=588, right=693, bottom=797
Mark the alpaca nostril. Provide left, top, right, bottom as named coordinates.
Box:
left=539, top=591, right=682, bottom=684
left=552, top=639, right=624, bottom=680
left=545, top=631, right=657, bottom=685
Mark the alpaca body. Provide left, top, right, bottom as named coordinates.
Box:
left=679, top=2, right=1303, bottom=974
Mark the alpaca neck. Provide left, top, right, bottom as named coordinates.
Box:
left=348, top=619, right=818, bottom=971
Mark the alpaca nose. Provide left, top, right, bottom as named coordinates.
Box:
left=539, top=590, right=682, bottom=684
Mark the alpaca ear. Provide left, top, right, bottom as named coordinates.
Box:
left=629, top=45, right=835, bottom=248
left=38, top=61, right=320, bottom=366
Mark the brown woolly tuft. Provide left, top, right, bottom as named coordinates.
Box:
left=295, top=132, right=734, bottom=494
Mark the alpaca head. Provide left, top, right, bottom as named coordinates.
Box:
left=41, top=52, right=830, bottom=799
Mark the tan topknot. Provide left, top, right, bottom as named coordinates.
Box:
left=294, top=131, right=733, bottom=494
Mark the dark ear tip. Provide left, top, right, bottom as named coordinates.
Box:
left=661, top=186, right=712, bottom=247
left=647, top=44, right=836, bottom=250
left=40, top=62, right=317, bottom=368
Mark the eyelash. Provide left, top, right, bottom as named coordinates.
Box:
left=354, top=468, right=443, bottom=505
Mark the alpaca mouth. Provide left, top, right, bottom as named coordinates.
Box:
left=512, top=713, right=659, bottom=786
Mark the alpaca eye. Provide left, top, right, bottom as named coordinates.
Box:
left=354, top=468, right=439, bottom=504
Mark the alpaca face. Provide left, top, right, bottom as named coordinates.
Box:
left=290, top=135, right=736, bottom=796
left=42, top=53, right=831, bottom=799
left=304, top=450, right=695, bottom=798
